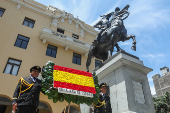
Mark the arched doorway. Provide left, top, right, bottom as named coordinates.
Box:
left=0, top=95, right=52, bottom=113
left=0, top=95, right=12, bottom=113
left=62, top=106, right=79, bottom=113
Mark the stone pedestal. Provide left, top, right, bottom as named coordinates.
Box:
left=94, top=51, right=155, bottom=113
left=80, top=104, right=90, bottom=113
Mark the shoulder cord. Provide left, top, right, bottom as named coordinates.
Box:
left=93, top=100, right=106, bottom=108
left=18, top=77, right=34, bottom=96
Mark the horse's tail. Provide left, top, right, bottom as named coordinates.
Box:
left=86, top=54, right=93, bottom=72
left=86, top=45, right=95, bottom=72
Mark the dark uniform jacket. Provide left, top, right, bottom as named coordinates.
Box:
left=12, top=76, right=43, bottom=108
left=94, top=92, right=112, bottom=113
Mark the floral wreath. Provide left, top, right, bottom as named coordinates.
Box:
left=41, top=61, right=100, bottom=105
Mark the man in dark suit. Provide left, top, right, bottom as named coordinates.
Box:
left=93, top=83, right=112, bottom=113
left=12, top=66, right=43, bottom=113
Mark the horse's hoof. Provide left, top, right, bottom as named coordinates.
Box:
left=133, top=42, right=136, bottom=44
left=131, top=46, right=136, bottom=51
left=132, top=35, right=135, bottom=37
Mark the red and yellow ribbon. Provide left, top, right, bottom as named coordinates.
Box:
left=53, top=65, right=96, bottom=94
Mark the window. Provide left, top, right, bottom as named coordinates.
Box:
left=72, top=34, right=79, bottom=39
left=57, top=28, right=64, bottom=34
left=72, top=52, right=81, bottom=65
left=46, top=44, right=57, bottom=58
left=3, top=58, right=22, bottom=76
left=0, top=8, right=5, bottom=17
left=95, top=59, right=102, bottom=68
left=23, top=17, right=35, bottom=28
left=14, top=35, right=30, bottom=49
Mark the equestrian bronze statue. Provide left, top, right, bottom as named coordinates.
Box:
left=86, top=5, right=136, bottom=72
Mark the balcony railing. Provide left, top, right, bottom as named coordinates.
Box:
left=52, top=31, right=67, bottom=38
left=39, top=27, right=91, bottom=56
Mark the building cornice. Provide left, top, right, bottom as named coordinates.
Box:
left=24, top=0, right=47, bottom=11
left=8, top=0, right=52, bottom=17
left=8, top=0, right=97, bottom=36
left=48, top=7, right=97, bottom=36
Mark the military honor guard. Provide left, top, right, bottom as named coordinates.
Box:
left=12, top=66, right=43, bottom=113
left=93, top=83, right=112, bottom=113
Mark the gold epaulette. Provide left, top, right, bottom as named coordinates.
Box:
left=12, top=97, right=18, bottom=99
left=18, top=77, right=34, bottom=96
left=93, top=100, right=106, bottom=108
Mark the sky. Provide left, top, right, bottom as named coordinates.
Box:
left=35, top=0, right=170, bottom=95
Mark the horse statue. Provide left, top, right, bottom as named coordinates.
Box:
left=86, top=5, right=136, bottom=72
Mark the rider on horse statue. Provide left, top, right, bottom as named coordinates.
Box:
left=86, top=5, right=136, bottom=72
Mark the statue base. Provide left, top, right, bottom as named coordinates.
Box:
left=94, top=51, right=155, bottom=113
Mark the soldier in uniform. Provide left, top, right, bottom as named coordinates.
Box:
left=12, top=66, right=43, bottom=113
left=93, top=83, right=112, bottom=113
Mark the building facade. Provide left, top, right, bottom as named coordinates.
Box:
left=152, top=67, right=170, bottom=97
left=0, top=0, right=100, bottom=113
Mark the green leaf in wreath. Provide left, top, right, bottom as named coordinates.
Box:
left=48, top=94, right=53, bottom=99
left=53, top=97, right=58, bottom=103
left=59, top=97, right=64, bottom=102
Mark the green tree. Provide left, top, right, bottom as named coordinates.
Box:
left=153, top=92, right=170, bottom=113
